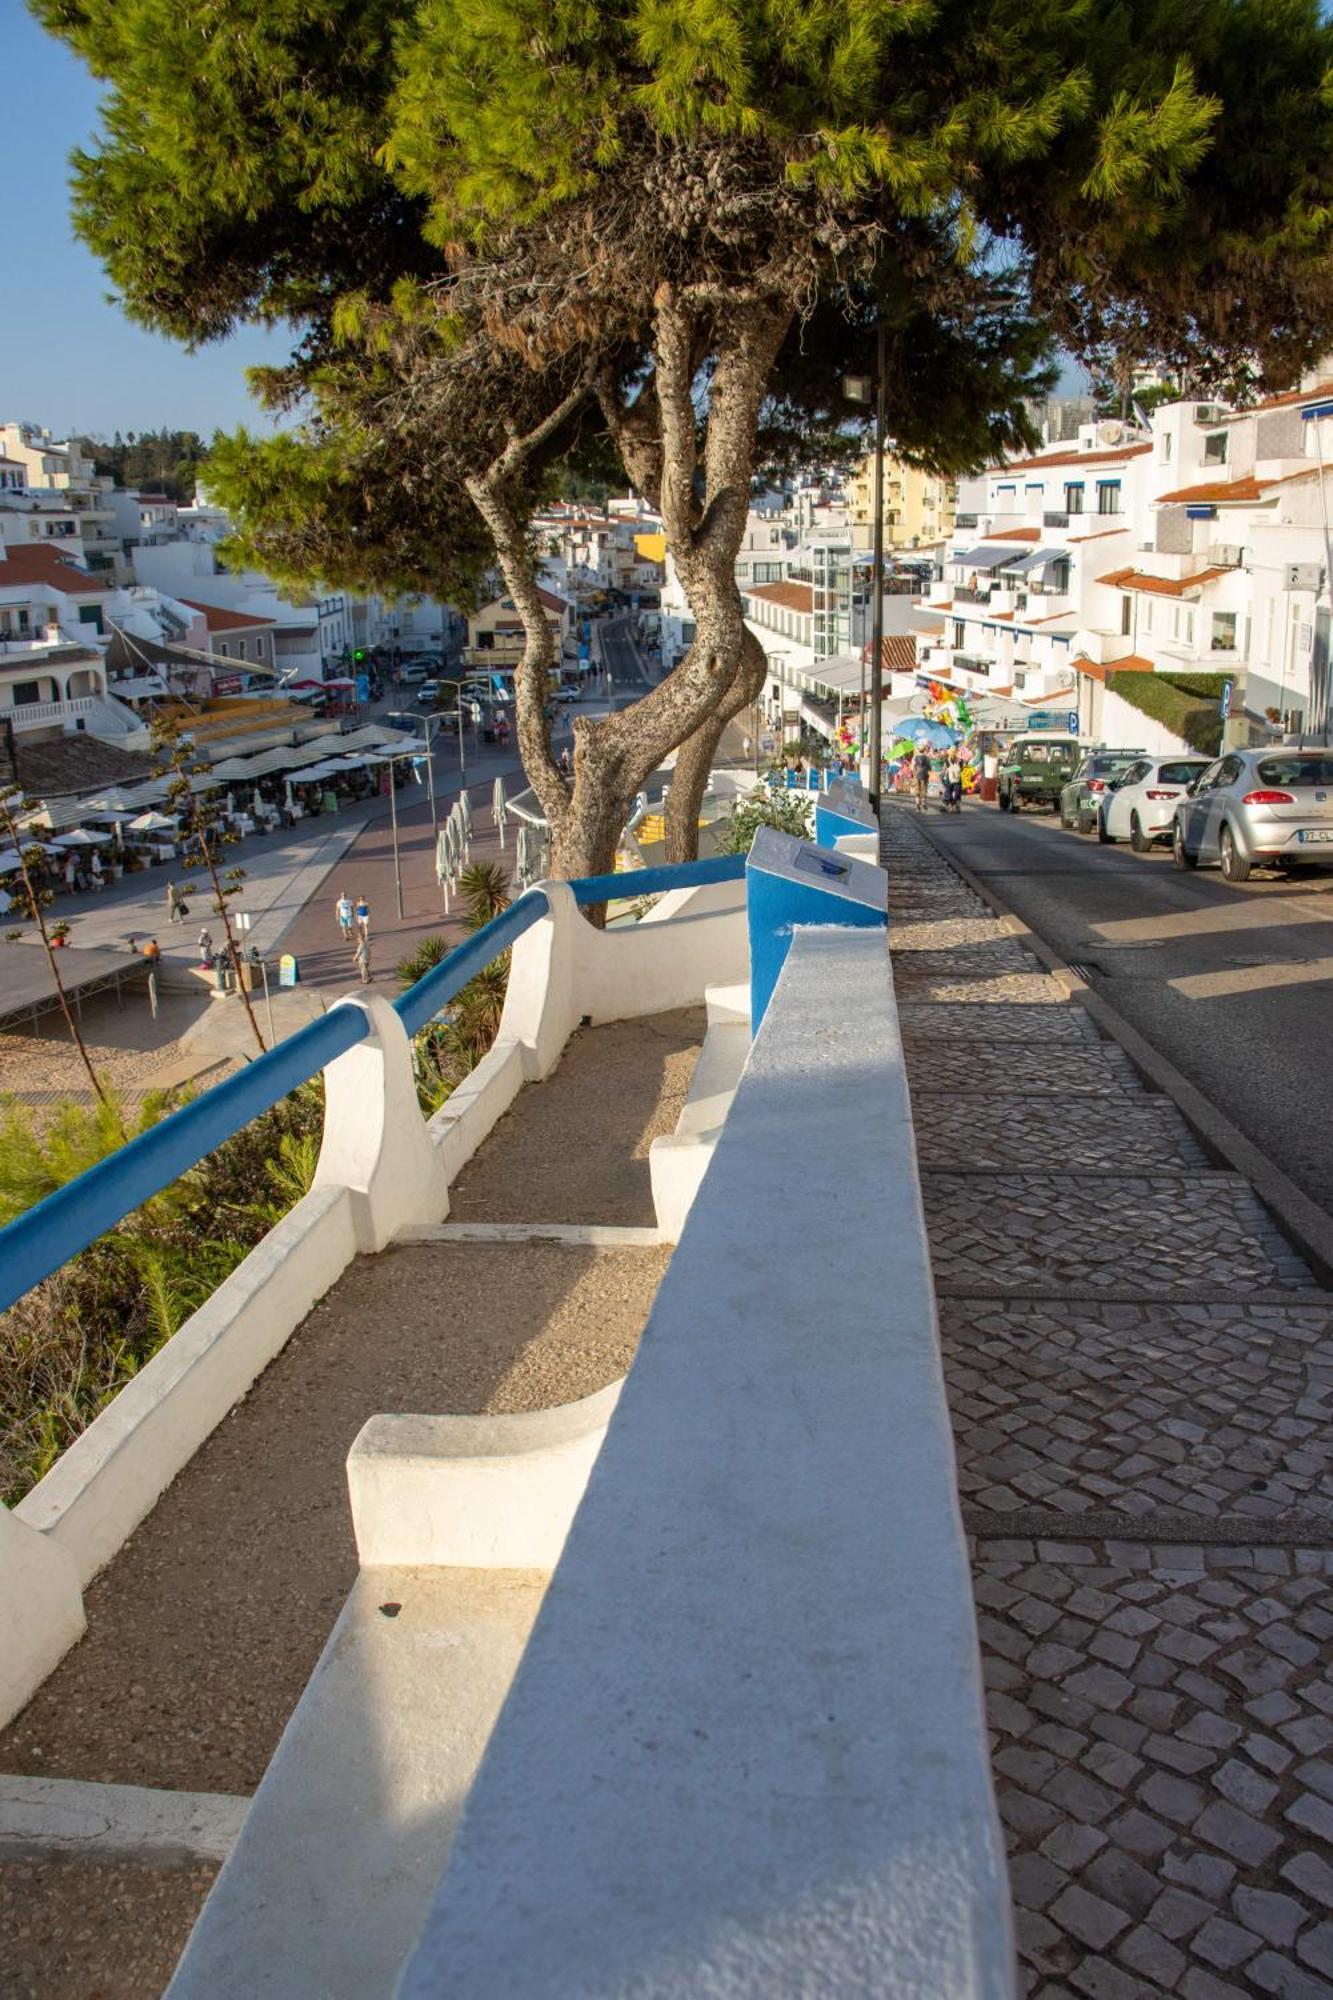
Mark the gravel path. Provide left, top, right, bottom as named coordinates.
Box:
left=0, top=1856, right=217, bottom=2000
left=448, top=1007, right=704, bottom=1226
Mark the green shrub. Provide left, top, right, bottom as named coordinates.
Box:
left=718, top=784, right=815, bottom=855
left=0, top=1082, right=324, bottom=1504
left=1107, top=670, right=1228, bottom=756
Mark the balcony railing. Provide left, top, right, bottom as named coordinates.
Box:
left=1043, top=511, right=1071, bottom=529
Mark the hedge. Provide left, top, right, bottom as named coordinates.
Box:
left=1106, top=670, right=1228, bottom=756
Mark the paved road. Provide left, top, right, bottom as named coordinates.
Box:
left=916, top=798, right=1333, bottom=1212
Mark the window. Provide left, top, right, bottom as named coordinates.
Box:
left=477, top=632, right=494, bottom=650
left=1097, top=481, right=1122, bottom=515
left=1142, top=600, right=1155, bottom=634
left=1211, top=611, right=1237, bottom=652
left=953, top=620, right=966, bottom=648
left=1121, top=596, right=1133, bottom=636
left=1257, top=755, right=1333, bottom=786
left=1203, top=432, right=1229, bottom=466
left=1160, top=434, right=1173, bottom=463
left=752, top=562, right=784, bottom=584
left=11, top=680, right=41, bottom=705
left=1065, top=483, right=1085, bottom=514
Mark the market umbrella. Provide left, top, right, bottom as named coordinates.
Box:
left=51, top=828, right=111, bottom=847
left=895, top=718, right=960, bottom=748
left=129, top=811, right=177, bottom=833
left=492, top=777, right=507, bottom=847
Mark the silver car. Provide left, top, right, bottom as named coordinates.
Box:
left=1099, top=755, right=1210, bottom=850
left=1172, top=747, right=1333, bottom=882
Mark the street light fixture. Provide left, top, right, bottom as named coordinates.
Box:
left=843, top=326, right=887, bottom=811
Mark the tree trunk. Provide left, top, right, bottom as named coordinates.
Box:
left=664, top=628, right=767, bottom=861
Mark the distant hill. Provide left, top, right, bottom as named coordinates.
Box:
left=79, top=429, right=208, bottom=506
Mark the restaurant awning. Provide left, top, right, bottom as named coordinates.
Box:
left=1001, top=546, right=1067, bottom=575
left=951, top=544, right=1015, bottom=569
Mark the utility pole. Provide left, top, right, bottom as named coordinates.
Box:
left=868, top=325, right=887, bottom=812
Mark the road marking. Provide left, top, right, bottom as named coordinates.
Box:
left=0, top=1774, right=248, bottom=1865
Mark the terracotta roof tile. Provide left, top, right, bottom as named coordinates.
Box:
left=1068, top=527, right=1131, bottom=543
left=1097, top=566, right=1231, bottom=596
left=747, top=581, right=813, bottom=614
left=994, top=442, right=1152, bottom=475
left=988, top=527, right=1041, bottom=542
left=0, top=545, right=107, bottom=595
left=179, top=598, right=276, bottom=632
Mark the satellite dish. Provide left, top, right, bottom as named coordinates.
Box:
left=1097, top=421, right=1125, bottom=446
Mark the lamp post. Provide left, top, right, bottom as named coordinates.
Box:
left=843, top=327, right=887, bottom=810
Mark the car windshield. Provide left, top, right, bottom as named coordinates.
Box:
left=1256, top=756, right=1333, bottom=786
left=1158, top=761, right=1207, bottom=785
left=1023, top=744, right=1052, bottom=763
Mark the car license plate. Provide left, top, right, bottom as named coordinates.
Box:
left=1298, top=829, right=1333, bottom=843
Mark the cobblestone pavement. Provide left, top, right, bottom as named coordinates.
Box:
left=881, top=802, right=1333, bottom=1999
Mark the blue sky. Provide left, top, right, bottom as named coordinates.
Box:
left=0, top=0, right=288, bottom=441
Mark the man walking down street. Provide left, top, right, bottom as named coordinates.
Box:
left=354, top=933, right=372, bottom=985
left=913, top=746, right=932, bottom=813
left=943, top=749, right=963, bottom=814
left=335, top=890, right=354, bottom=942
left=166, top=879, right=186, bottom=924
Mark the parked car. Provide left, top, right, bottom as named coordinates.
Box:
left=1097, top=755, right=1211, bottom=851
left=1059, top=749, right=1145, bottom=833
left=417, top=680, right=440, bottom=706
left=996, top=736, right=1081, bottom=812
left=1172, top=748, right=1333, bottom=882
left=556, top=685, right=581, bottom=703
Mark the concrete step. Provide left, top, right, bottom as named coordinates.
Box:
left=165, top=1565, right=547, bottom=2000
left=914, top=1093, right=1208, bottom=1173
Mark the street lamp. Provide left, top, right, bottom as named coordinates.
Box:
left=843, top=326, right=887, bottom=811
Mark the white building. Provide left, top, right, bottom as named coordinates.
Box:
left=0, top=423, right=125, bottom=581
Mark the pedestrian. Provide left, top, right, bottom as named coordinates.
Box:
left=335, top=889, right=354, bottom=941
left=89, top=849, right=103, bottom=890
left=943, top=748, right=963, bottom=814
left=64, top=853, right=78, bottom=893
left=559, top=744, right=571, bottom=778
left=354, top=893, right=370, bottom=940
left=197, top=927, right=215, bottom=969
left=913, top=744, right=932, bottom=812
left=166, top=879, right=184, bottom=924
left=142, top=935, right=161, bottom=1020
left=354, top=933, right=372, bottom=985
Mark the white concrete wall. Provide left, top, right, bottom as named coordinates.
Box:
left=396, top=927, right=1015, bottom=2000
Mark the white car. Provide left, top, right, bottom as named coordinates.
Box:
left=1098, top=754, right=1210, bottom=851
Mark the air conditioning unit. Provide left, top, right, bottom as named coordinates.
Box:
left=1097, top=421, right=1125, bottom=447
left=1194, top=403, right=1226, bottom=425
left=1208, top=544, right=1244, bottom=569
left=1286, top=563, right=1324, bottom=592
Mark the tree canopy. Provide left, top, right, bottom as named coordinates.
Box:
left=37, top=0, right=1333, bottom=870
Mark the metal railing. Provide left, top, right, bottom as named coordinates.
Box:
left=0, top=856, right=746, bottom=1315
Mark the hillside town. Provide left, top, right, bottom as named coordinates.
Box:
left=11, top=2, right=1333, bottom=1998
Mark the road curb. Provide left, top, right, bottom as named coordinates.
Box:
left=900, top=803, right=1333, bottom=1291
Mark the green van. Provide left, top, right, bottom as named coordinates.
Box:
left=996, top=736, right=1081, bottom=812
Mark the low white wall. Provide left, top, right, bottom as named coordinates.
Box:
left=347, top=1384, right=623, bottom=1571
left=1, top=877, right=747, bottom=1730
left=397, top=927, right=1015, bottom=1999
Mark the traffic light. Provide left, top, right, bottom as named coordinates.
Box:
left=353, top=647, right=367, bottom=663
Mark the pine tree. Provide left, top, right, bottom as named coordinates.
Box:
left=39, top=0, right=1333, bottom=873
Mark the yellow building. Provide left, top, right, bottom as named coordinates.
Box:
left=846, top=450, right=956, bottom=552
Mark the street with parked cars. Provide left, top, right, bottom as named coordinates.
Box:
left=912, top=750, right=1333, bottom=1212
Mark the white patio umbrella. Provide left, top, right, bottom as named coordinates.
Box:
left=129, top=810, right=177, bottom=833
left=51, top=828, right=111, bottom=848
left=0, top=851, right=23, bottom=875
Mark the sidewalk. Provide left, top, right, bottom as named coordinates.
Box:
left=882, top=801, right=1333, bottom=2000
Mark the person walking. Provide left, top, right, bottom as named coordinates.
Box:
left=943, top=748, right=963, bottom=814
left=166, top=879, right=185, bottom=924
left=354, top=894, right=370, bottom=941
left=913, top=745, right=932, bottom=812
left=354, top=933, right=372, bottom=985
left=335, top=890, right=354, bottom=941
left=559, top=743, right=571, bottom=778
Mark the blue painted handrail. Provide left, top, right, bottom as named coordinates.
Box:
left=570, top=853, right=745, bottom=907
left=394, top=892, right=550, bottom=1036
left=0, top=853, right=745, bottom=1316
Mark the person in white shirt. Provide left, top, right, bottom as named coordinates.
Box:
left=335, top=891, right=354, bottom=941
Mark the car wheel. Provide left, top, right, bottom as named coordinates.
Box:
left=1130, top=812, right=1149, bottom=854
left=1097, top=809, right=1112, bottom=845
left=1219, top=822, right=1252, bottom=884
left=1172, top=819, right=1197, bottom=870
left=1076, top=810, right=1095, bottom=836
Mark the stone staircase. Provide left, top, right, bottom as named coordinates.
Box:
left=882, top=802, right=1333, bottom=2000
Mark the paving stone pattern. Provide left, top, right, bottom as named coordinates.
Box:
left=881, top=803, right=1333, bottom=1998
